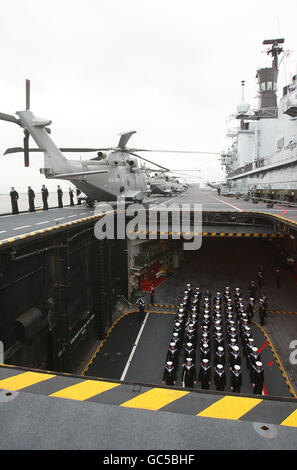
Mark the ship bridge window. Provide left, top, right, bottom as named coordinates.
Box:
left=273, top=82, right=277, bottom=91
left=260, top=82, right=266, bottom=91
left=267, top=81, right=273, bottom=91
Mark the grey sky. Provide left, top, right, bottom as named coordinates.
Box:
left=0, top=0, right=296, bottom=192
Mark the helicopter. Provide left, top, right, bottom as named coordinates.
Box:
left=0, top=80, right=220, bottom=205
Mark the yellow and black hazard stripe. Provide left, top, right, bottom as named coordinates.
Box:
left=0, top=364, right=296, bottom=427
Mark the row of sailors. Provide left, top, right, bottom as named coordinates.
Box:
left=163, top=357, right=264, bottom=394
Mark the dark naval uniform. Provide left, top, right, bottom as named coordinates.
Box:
left=10, top=188, right=19, bottom=214
left=69, top=188, right=74, bottom=206
left=251, top=363, right=264, bottom=395
left=28, top=187, right=35, bottom=212
left=166, top=344, right=179, bottom=369
left=162, top=363, right=177, bottom=386
left=230, top=366, right=242, bottom=393
left=198, top=362, right=211, bottom=390
left=41, top=185, right=49, bottom=210
left=214, top=366, right=226, bottom=392
left=57, top=186, right=63, bottom=208
left=181, top=361, right=197, bottom=388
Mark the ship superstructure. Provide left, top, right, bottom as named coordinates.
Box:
left=221, top=39, right=297, bottom=201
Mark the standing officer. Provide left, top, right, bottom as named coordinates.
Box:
left=214, top=364, right=226, bottom=392
left=57, top=185, right=63, bottom=208
left=259, top=299, right=265, bottom=326
left=249, top=280, right=257, bottom=299
left=256, top=270, right=264, bottom=290
left=76, top=188, right=82, bottom=205
left=252, top=361, right=264, bottom=395
left=137, top=295, right=145, bottom=322
left=230, top=365, right=242, bottom=393
left=41, top=184, right=49, bottom=210
left=162, top=361, right=177, bottom=386
left=10, top=187, right=19, bottom=214
left=198, top=359, right=211, bottom=390
left=28, top=186, right=35, bottom=212
left=229, top=345, right=241, bottom=370
left=69, top=187, right=74, bottom=206
left=149, top=284, right=155, bottom=305
left=181, top=358, right=197, bottom=388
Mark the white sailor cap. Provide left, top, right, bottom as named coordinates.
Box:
left=203, top=343, right=208, bottom=348
left=217, top=364, right=223, bottom=370
left=248, top=338, right=254, bottom=342
left=218, top=346, right=224, bottom=352
left=252, top=347, right=258, bottom=352
left=232, top=346, right=239, bottom=351
left=173, top=332, right=178, bottom=337
left=186, top=357, right=192, bottom=362
left=256, top=361, right=262, bottom=367
left=170, top=342, right=175, bottom=347
left=235, top=287, right=240, bottom=291
left=202, top=359, right=209, bottom=364
left=234, top=365, right=241, bottom=371
left=175, top=322, right=180, bottom=326
left=187, top=342, right=193, bottom=348
left=167, top=361, right=173, bottom=366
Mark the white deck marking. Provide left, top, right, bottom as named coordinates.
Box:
left=120, top=312, right=150, bottom=381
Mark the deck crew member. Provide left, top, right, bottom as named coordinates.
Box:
left=249, top=347, right=261, bottom=381
left=230, top=365, right=242, bottom=393
left=162, top=361, right=177, bottom=386
left=198, top=359, right=211, bottom=390
left=57, top=185, right=63, bottom=208
left=69, top=187, right=74, bottom=206
left=214, top=364, right=226, bottom=392
left=10, top=187, right=19, bottom=214
left=149, top=284, right=155, bottom=305
left=181, top=358, right=197, bottom=388
left=252, top=361, right=264, bottom=395
left=28, top=186, right=35, bottom=212
left=41, top=184, right=49, bottom=210
left=136, top=295, right=145, bottom=322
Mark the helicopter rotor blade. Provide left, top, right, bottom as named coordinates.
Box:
left=3, top=147, right=115, bottom=155
left=130, top=148, right=220, bottom=155
left=118, top=131, right=136, bottom=150
left=23, top=131, right=30, bottom=167
left=26, top=79, right=30, bottom=110
left=129, top=152, right=170, bottom=172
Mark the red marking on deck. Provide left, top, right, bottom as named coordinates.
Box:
left=267, top=361, right=274, bottom=367
left=262, top=384, right=268, bottom=396
left=276, top=206, right=287, bottom=216
left=257, top=340, right=268, bottom=354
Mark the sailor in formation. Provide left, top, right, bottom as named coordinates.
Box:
left=41, top=184, right=49, bottom=210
